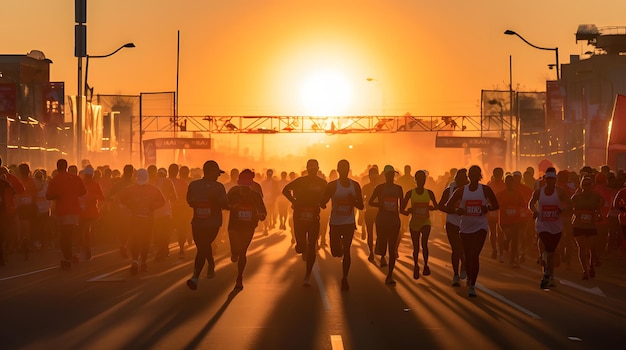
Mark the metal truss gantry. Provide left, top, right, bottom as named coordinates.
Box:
left=137, top=115, right=518, bottom=135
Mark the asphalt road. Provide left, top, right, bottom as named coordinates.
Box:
left=1, top=224, right=626, bottom=350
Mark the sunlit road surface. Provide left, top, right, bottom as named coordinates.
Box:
left=2, top=224, right=626, bottom=350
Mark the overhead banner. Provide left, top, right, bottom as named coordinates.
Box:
left=436, top=135, right=507, bottom=169
left=435, top=136, right=505, bottom=149
left=143, top=137, right=212, bottom=166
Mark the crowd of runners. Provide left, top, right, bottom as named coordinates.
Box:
left=1, top=155, right=626, bottom=297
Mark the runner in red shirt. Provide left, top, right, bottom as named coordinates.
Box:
left=497, top=174, right=527, bottom=267
left=79, top=165, right=104, bottom=261
left=16, top=164, right=38, bottom=260
left=46, top=159, right=87, bottom=270
left=119, top=168, right=166, bottom=274
left=487, top=167, right=506, bottom=261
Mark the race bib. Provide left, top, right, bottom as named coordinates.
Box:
left=412, top=203, right=429, bottom=218
left=237, top=210, right=253, bottom=221
left=20, top=197, right=33, bottom=206
left=577, top=210, right=594, bottom=224
left=336, top=199, right=353, bottom=216
left=541, top=205, right=559, bottom=222
left=505, top=208, right=518, bottom=216
left=195, top=207, right=211, bottom=219
left=236, top=204, right=254, bottom=221
left=383, top=197, right=398, bottom=212
left=297, top=206, right=315, bottom=222
left=465, top=200, right=483, bottom=217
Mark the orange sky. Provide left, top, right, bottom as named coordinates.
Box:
left=4, top=0, right=626, bottom=118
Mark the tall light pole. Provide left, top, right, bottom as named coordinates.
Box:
left=504, top=30, right=559, bottom=80
left=84, top=42, right=135, bottom=102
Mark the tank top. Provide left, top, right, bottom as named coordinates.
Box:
left=445, top=182, right=461, bottom=227
left=459, top=184, right=488, bottom=233
left=535, top=186, right=563, bottom=234
left=409, top=188, right=431, bottom=230
left=329, top=179, right=357, bottom=226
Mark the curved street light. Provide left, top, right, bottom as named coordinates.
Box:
left=85, top=42, right=135, bottom=102
left=504, top=30, right=559, bottom=80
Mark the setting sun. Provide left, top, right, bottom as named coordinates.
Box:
left=299, top=69, right=353, bottom=116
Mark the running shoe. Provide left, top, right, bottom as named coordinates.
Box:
left=380, top=256, right=388, bottom=267
left=549, top=277, right=556, bottom=287
left=231, top=254, right=239, bottom=263
left=423, top=265, right=431, bottom=276
left=60, top=259, right=71, bottom=271
left=187, top=277, right=198, bottom=290
left=303, top=276, right=311, bottom=287
left=130, top=260, right=139, bottom=275
left=385, top=276, right=397, bottom=286
left=451, top=275, right=461, bottom=286
left=413, top=265, right=420, bottom=280
left=581, top=272, right=589, bottom=280
left=234, top=282, right=244, bottom=291
left=207, top=267, right=216, bottom=279
left=589, top=267, right=596, bottom=278
left=468, top=286, right=477, bottom=297
left=368, top=253, right=375, bottom=262
left=460, top=270, right=467, bottom=280
left=540, top=275, right=550, bottom=289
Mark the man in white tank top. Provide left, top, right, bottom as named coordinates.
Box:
left=529, top=167, right=571, bottom=289
left=438, top=168, right=468, bottom=286
left=321, top=160, right=364, bottom=291
left=444, top=165, right=499, bottom=297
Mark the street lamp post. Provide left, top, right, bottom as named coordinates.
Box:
left=504, top=30, right=559, bottom=80
left=84, top=42, right=135, bottom=102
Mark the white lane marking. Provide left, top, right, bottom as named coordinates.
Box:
left=313, top=264, right=331, bottom=311
left=87, top=266, right=130, bottom=282
left=558, top=279, right=605, bottom=296
left=0, top=266, right=58, bottom=281
left=519, top=264, right=605, bottom=297
left=330, top=335, right=344, bottom=350
left=475, top=283, right=542, bottom=319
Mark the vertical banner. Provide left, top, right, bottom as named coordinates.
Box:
left=143, top=139, right=157, bottom=166
left=546, top=80, right=563, bottom=130
left=0, top=83, right=17, bottom=117
left=42, top=82, right=65, bottom=125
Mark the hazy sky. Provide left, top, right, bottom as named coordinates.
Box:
left=3, top=0, right=626, bottom=117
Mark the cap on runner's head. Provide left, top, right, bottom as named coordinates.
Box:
left=203, top=160, right=225, bottom=174
left=545, top=170, right=557, bottom=179
left=136, top=168, right=149, bottom=185
left=83, top=165, right=94, bottom=176
left=383, top=165, right=397, bottom=174
left=512, top=171, right=522, bottom=177
left=238, top=169, right=255, bottom=186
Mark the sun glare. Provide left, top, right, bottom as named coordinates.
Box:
left=299, top=70, right=353, bottom=116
